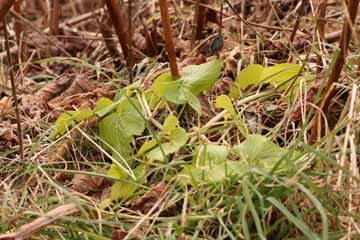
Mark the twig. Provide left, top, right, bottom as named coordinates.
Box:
left=0, top=203, right=79, bottom=240
left=159, top=0, right=180, bottom=78
left=3, top=18, right=24, bottom=162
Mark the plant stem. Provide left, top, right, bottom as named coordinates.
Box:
left=3, top=18, right=24, bottom=161
left=159, top=0, right=180, bottom=78
left=50, top=0, right=61, bottom=35
left=104, top=0, right=130, bottom=59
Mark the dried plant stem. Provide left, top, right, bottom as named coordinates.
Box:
left=3, top=18, right=24, bottom=161
left=195, top=0, right=207, bottom=40
left=14, top=0, right=22, bottom=45
left=14, top=0, right=27, bottom=62
left=316, top=0, right=328, bottom=74
left=50, top=0, right=61, bottom=35
left=190, top=0, right=200, bottom=49
left=104, top=0, right=130, bottom=59
left=310, top=0, right=360, bottom=143
left=0, top=203, right=79, bottom=240
left=159, top=0, right=180, bottom=78
left=99, top=16, right=122, bottom=69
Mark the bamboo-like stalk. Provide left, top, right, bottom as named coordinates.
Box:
left=159, top=0, right=180, bottom=78
left=310, top=0, right=360, bottom=143
left=104, top=0, right=130, bottom=59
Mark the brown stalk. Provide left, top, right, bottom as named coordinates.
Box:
left=3, top=18, right=24, bottom=162
left=104, top=0, right=130, bottom=59
left=49, top=0, right=61, bottom=35
left=190, top=0, right=200, bottom=49
left=316, top=0, right=328, bottom=74
left=14, top=0, right=27, bottom=63
left=0, top=0, right=15, bottom=19
left=310, top=0, right=360, bottom=143
left=289, top=0, right=309, bottom=43
left=195, top=0, right=207, bottom=40
left=99, top=16, right=122, bottom=69
left=159, top=0, right=180, bottom=78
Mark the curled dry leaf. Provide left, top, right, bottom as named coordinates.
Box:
left=34, top=75, right=74, bottom=102
left=132, top=181, right=173, bottom=215
left=0, top=121, right=17, bottom=150
left=0, top=96, right=13, bottom=116
left=72, top=174, right=104, bottom=194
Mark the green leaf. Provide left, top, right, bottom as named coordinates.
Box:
left=52, top=108, right=94, bottom=137
left=230, top=63, right=303, bottom=98
left=98, top=97, right=145, bottom=166
left=178, top=144, right=235, bottom=185
left=185, top=89, right=202, bottom=114
left=169, top=127, right=188, bottom=146
left=151, top=60, right=224, bottom=112
left=151, top=72, right=173, bottom=98
left=261, top=63, right=301, bottom=88
left=116, top=98, right=145, bottom=137
left=192, top=144, right=229, bottom=167
left=232, top=134, right=297, bottom=171
left=235, top=116, right=249, bottom=138
left=95, top=98, right=122, bottom=117
left=215, top=95, right=236, bottom=118
left=95, top=98, right=113, bottom=112
left=110, top=164, right=147, bottom=201
left=137, top=139, right=157, bottom=156
left=181, top=59, right=224, bottom=95
left=147, top=127, right=188, bottom=161
left=162, top=113, right=179, bottom=134
left=234, top=64, right=264, bottom=90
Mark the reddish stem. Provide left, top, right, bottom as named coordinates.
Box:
left=159, top=0, right=180, bottom=78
